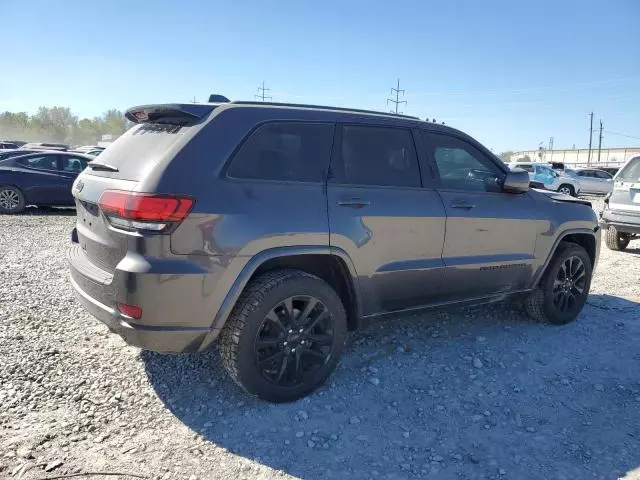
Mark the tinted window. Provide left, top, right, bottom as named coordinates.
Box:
left=229, top=122, right=334, bottom=182
left=424, top=133, right=503, bottom=192
left=16, top=155, right=58, bottom=171
left=594, top=170, right=612, bottom=179
left=62, top=156, right=87, bottom=172
left=336, top=125, right=420, bottom=187
left=90, top=123, right=185, bottom=181
left=515, top=164, right=533, bottom=172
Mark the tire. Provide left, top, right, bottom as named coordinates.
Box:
left=524, top=242, right=592, bottom=325
left=219, top=269, right=347, bottom=402
left=605, top=226, right=630, bottom=251
left=558, top=184, right=575, bottom=197
left=0, top=186, right=25, bottom=214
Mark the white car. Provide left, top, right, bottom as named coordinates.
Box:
left=564, top=168, right=613, bottom=195
left=508, top=162, right=581, bottom=196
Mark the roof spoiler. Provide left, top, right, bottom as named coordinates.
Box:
left=125, top=104, right=215, bottom=124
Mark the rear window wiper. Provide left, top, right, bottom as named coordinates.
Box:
left=88, top=162, right=119, bottom=172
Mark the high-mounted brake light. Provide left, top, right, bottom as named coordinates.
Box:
left=98, top=191, right=193, bottom=231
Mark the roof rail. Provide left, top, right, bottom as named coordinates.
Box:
left=230, top=101, right=420, bottom=120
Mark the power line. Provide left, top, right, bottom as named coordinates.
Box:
left=255, top=81, right=272, bottom=102
left=603, top=130, right=640, bottom=141
left=597, top=120, right=603, bottom=163
left=387, top=78, right=407, bottom=114
left=587, top=112, right=594, bottom=166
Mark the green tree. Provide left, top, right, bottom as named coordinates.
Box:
left=0, top=106, right=132, bottom=146
left=499, top=151, right=514, bottom=162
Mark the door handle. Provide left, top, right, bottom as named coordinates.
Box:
left=450, top=202, right=476, bottom=209
left=337, top=198, right=370, bottom=208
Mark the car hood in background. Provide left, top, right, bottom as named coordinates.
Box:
left=534, top=188, right=592, bottom=207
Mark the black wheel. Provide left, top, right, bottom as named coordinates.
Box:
left=219, top=269, right=347, bottom=402
left=558, top=184, right=575, bottom=197
left=0, top=186, right=25, bottom=214
left=605, top=226, right=630, bottom=251
left=524, top=242, right=592, bottom=325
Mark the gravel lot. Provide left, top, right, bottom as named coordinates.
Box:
left=1, top=198, right=639, bottom=480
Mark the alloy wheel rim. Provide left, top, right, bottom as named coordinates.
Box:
left=254, top=295, right=334, bottom=387
left=552, top=256, right=586, bottom=312
left=560, top=187, right=571, bottom=195
left=0, top=189, right=19, bottom=210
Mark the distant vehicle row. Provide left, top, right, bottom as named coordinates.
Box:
left=508, top=161, right=614, bottom=195
left=0, top=141, right=105, bottom=155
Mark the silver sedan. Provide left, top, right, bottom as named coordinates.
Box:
left=565, top=168, right=614, bottom=194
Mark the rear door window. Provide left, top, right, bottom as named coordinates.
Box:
left=228, top=122, right=334, bottom=182
left=61, top=156, right=88, bottom=173
left=594, top=170, right=612, bottom=180
left=333, top=125, right=420, bottom=187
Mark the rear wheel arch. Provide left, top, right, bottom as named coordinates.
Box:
left=213, top=247, right=362, bottom=333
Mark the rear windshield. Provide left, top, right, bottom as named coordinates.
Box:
left=617, top=157, right=640, bottom=182
left=88, top=123, right=190, bottom=180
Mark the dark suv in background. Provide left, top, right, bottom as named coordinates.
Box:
left=69, top=100, right=600, bottom=402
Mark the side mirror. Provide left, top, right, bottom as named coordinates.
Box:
left=503, top=169, right=530, bottom=193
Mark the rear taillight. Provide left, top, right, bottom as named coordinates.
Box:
left=98, top=190, right=193, bottom=232
left=117, top=302, right=142, bottom=319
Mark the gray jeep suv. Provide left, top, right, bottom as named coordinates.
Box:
left=69, top=100, right=600, bottom=402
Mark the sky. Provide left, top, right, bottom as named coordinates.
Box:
left=1, top=0, right=639, bottom=152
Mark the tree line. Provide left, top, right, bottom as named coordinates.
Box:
left=0, top=107, right=133, bottom=146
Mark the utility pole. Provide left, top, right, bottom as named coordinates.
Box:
left=548, top=137, right=554, bottom=151
left=387, top=78, right=407, bottom=114
left=587, top=112, right=594, bottom=166
left=597, top=120, right=603, bottom=163
left=192, top=96, right=197, bottom=104
left=255, top=81, right=272, bottom=102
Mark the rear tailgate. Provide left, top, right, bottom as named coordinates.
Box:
left=73, top=103, right=216, bottom=273
left=610, top=157, right=640, bottom=213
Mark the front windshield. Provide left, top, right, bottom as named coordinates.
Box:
left=617, top=157, right=640, bottom=182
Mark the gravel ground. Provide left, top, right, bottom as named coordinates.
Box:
left=1, top=198, right=639, bottom=480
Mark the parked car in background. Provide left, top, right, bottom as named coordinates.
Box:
left=2, top=140, right=26, bottom=147
left=0, top=151, right=92, bottom=213
left=0, top=142, right=19, bottom=149
left=20, top=142, right=69, bottom=151
left=70, top=145, right=105, bottom=154
left=508, top=162, right=581, bottom=196
left=69, top=100, right=600, bottom=402
left=0, top=149, right=41, bottom=161
left=600, top=155, right=640, bottom=251
left=548, top=161, right=565, bottom=172
left=83, top=149, right=103, bottom=156
left=565, top=168, right=613, bottom=195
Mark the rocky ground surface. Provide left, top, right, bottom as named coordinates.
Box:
left=1, top=198, right=639, bottom=480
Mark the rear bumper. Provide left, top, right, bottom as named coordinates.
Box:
left=68, top=241, right=225, bottom=353
left=70, top=276, right=216, bottom=352
left=599, top=209, right=640, bottom=235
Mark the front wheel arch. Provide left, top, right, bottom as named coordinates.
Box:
left=532, top=230, right=597, bottom=288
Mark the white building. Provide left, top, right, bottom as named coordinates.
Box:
left=510, top=146, right=640, bottom=167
